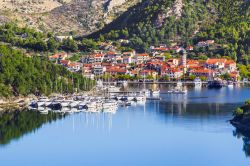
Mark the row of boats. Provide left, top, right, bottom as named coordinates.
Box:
left=28, top=95, right=147, bottom=114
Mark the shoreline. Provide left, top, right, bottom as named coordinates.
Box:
left=0, top=96, right=35, bottom=113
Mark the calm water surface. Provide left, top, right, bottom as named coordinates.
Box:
left=1, top=85, right=250, bottom=166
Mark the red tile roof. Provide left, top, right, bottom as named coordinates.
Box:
left=191, top=68, right=213, bottom=73
left=206, top=58, right=227, bottom=64
left=225, top=60, right=236, bottom=65
left=60, top=60, right=70, bottom=65
left=137, top=53, right=150, bottom=57
left=106, top=52, right=117, bottom=55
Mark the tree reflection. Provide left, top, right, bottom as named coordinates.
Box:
left=233, top=128, right=250, bottom=157
left=0, top=110, right=65, bottom=146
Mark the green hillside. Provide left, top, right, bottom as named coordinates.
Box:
left=91, top=0, right=250, bottom=64
left=0, top=45, right=94, bottom=97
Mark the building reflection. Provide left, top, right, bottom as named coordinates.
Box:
left=153, top=97, right=236, bottom=118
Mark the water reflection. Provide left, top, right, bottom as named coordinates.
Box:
left=81, top=113, right=114, bottom=132
left=233, top=129, right=250, bottom=157
left=0, top=110, right=65, bottom=146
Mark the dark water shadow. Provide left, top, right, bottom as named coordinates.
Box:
left=0, top=110, right=66, bottom=146
left=233, top=128, right=250, bottom=157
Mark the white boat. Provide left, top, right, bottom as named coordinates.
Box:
left=38, top=107, right=49, bottom=114
left=167, top=89, right=187, bottom=94
left=143, top=89, right=150, bottom=95
left=107, top=86, right=120, bottom=92
left=127, top=96, right=135, bottom=101
left=135, top=95, right=146, bottom=101
left=103, top=107, right=117, bottom=114
left=71, top=108, right=80, bottom=113
left=61, top=107, right=72, bottom=114
left=52, top=109, right=61, bottom=113
left=194, top=78, right=202, bottom=87
left=173, top=89, right=187, bottom=94
left=102, top=100, right=118, bottom=109
left=96, top=101, right=103, bottom=110
left=28, top=106, right=37, bottom=110
left=96, top=80, right=103, bottom=88
left=123, top=80, right=128, bottom=86
left=37, top=97, right=49, bottom=107
left=136, top=100, right=146, bottom=105
left=86, top=102, right=97, bottom=109
left=44, top=101, right=53, bottom=107
left=78, top=102, right=87, bottom=110
left=177, top=81, right=183, bottom=87
left=60, top=100, right=71, bottom=107
left=69, top=101, right=79, bottom=108
left=88, top=108, right=99, bottom=113
left=227, top=81, right=234, bottom=88
left=151, top=89, right=160, bottom=95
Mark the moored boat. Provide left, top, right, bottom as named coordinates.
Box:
left=151, top=89, right=160, bottom=95
left=194, top=77, right=202, bottom=87
left=208, top=80, right=223, bottom=89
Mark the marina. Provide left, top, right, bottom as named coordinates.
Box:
left=27, top=80, right=246, bottom=115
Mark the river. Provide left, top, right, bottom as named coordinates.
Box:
left=0, top=85, right=250, bottom=166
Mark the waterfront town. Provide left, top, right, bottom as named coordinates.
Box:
left=49, top=40, right=239, bottom=82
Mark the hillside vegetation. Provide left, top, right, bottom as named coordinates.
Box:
left=0, top=45, right=94, bottom=97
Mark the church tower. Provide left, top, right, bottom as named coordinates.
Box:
left=180, top=49, right=187, bottom=74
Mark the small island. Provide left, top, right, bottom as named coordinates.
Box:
left=231, top=99, right=250, bottom=131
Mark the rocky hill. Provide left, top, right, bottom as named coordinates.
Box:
left=0, top=0, right=140, bottom=35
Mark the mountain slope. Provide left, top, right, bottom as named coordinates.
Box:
left=0, top=0, right=140, bottom=35
left=91, top=0, right=249, bottom=63
left=91, top=0, right=214, bottom=46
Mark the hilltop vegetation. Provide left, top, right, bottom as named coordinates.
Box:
left=195, top=0, right=250, bottom=64
left=0, top=45, right=94, bottom=97
left=0, top=23, right=103, bottom=53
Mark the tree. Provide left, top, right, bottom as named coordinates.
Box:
left=189, top=75, right=196, bottom=81
left=221, top=73, right=232, bottom=80
left=234, top=107, right=244, bottom=116
left=200, top=76, right=207, bottom=81
left=163, top=52, right=172, bottom=60
left=162, top=76, right=170, bottom=81
left=80, top=38, right=98, bottom=51
left=245, top=99, right=250, bottom=105
left=146, top=75, right=154, bottom=80
left=0, top=45, right=94, bottom=97
left=63, top=39, right=78, bottom=52
left=47, top=38, right=59, bottom=51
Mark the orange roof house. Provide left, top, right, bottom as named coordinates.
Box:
left=206, top=58, right=227, bottom=65
left=49, top=52, right=67, bottom=60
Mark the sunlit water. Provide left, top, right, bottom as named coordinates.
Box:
left=1, top=85, right=250, bottom=166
